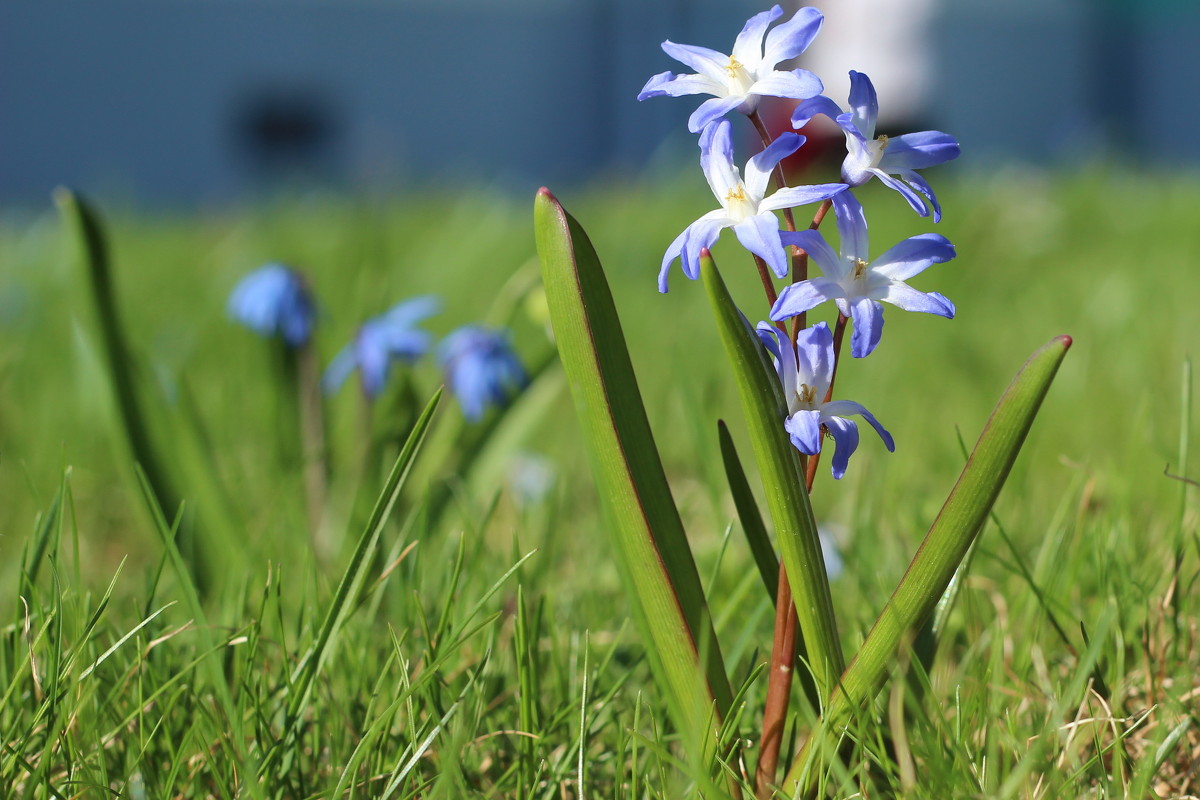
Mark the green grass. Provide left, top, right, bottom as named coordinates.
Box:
left=0, top=167, right=1197, bottom=797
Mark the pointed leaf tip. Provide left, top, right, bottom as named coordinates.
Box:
left=536, top=186, right=556, bottom=201
left=1057, top=334, right=1073, bottom=349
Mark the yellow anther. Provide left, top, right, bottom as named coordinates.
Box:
left=877, top=134, right=889, bottom=150
left=852, top=257, right=869, bottom=278
left=725, top=185, right=747, bottom=204
left=797, top=384, right=816, bottom=405
left=724, top=56, right=745, bottom=78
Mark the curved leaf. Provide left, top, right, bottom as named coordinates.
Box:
left=783, top=335, right=1072, bottom=797
left=534, top=189, right=733, bottom=750
left=700, top=253, right=844, bottom=696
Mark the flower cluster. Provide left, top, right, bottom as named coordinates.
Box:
left=640, top=4, right=960, bottom=476
left=228, top=265, right=526, bottom=420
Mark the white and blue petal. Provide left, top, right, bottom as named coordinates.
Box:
left=745, top=132, right=806, bottom=200
left=821, top=415, right=860, bottom=479
left=778, top=229, right=841, bottom=278
left=871, top=233, right=955, bottom=281
left=762, top=6, right=823, bottom=67
left=880, top=284, right=955, bottom=317
left=759, top=182, right=848, bottom=214
left=846, top=71, right=879, bottom=139
left=732, top=5, right=784, bottom=65
left=747, top=69, right=823, bottom=102
left=770, top=276, right=843, bottom=321
left=824, top=400, right=895, bottom=452
left=660, top=41, right=730, bottom=80
left=848, top=296, right=884, bottom=358
left=832, top=191, right=868, bottom=263
left=733, top=213, right=789, bottom=277
left=794, top=321, right=834, bottom=395
left=880, top=131, right=961, bottom=171
left=785, top=408, right=824, bottom=455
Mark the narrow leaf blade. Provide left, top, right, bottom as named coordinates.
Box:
left=534, top=188, right=733, bottom=745
left=784, top=335, right=1072, bottom=796
left=700, top=253, right=844, bottom=695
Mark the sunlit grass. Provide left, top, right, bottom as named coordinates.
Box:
left=0, top=166, right=1197, bottom=796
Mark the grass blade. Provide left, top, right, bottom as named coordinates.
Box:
left=266, top=388, right=441, bottom=777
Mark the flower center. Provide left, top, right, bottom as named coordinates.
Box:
left=867, top=134, right=889, bottom=169
left=795, top=383, right=817, bottom=407
left=723, top=183, right=756, bottom=221
left=723, top=55, right=754, bottom=94
left=852, top=257, right=869, bottom=279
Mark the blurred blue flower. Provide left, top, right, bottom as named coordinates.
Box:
left=437, top=325, right=527, bottom=421
left=792, top=71, right=960, bottom=221
left=757, top=321, right=893, bottom=478
left=323, top=296, right=440, bottom=398
left=227, top=263, right=316, bottom=347
left=639, top=5, right=825, bottom=133
left=771, top=191, right=955, bottom=358
left=658, top=119, right=845, bottom=292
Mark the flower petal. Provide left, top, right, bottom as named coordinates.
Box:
left=779, top=229, right=841, bottom=277
left=762, top=6, right=823, bottom=67
left=733, top=213, right=788, bottom=277
left=759, top=182, right=847, bottom=213
left=871, top=233, right=955, bottom=280
left=791, top=95, right=844, bottom=128
left=823, top=400, right=895, bottom=451
left=896, top=168, right=943, bottom=222
left=639, top=71, right=724, bottom=100
left=661, top=41, right=730, bottom=81
left=699, top=119, right=739, bottom=197
left=658, top=226, right=688, bottom=292
left=679, top=212, right=729, bottom=280
left=794, top=321, right=834, bottom=395
left=689, top=95, right=747, bottom=133
left=770, top=276, right=843, bottom=321
left=747, top=68, right=823, bottom=101
left=757, top=321, right=797, bottom=399
left=745, top=132, right=805, bottom=199
left=322, top=344, right=357, bottom=394
left=881, top=283, right=955, bottom=317
left=880, top=130, right=961, bottom=170
left=832, top=190, right=868, bottom=263
left=870, top=169, right=932, bottom=218
left=785, top=408, right=824, bottom=455
left=731, top=5, right=783, bottom=66
left=848, top=296, right=884, bottom=358
left=846, top=70, right=879, bottom=139
left=821, top=415, right=860, bottom=479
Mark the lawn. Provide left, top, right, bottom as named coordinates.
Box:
left=0, top=167, right=1197, bottom=797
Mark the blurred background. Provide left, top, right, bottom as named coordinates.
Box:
left=4, top=0, right=1198, bottom=207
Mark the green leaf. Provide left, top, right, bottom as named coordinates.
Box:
left=700, top=254, right=844, bottom=696
left=533, top=189, right=733, bottom=752
left=717, top=420, right=778, bottom=605
left=782, top=335, right=1072, bottom=797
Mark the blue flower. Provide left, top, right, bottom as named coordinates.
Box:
left=323, top=296, right=440, bottom=398
left=227, top=263, right=316, bottom=348
left=792, top=71, right=960, bottom=221
left=639, top=5, right=825, bottom=133
left=771, top=191, right=955, bottom=358
left=437, top=325, right=527, bottom=421
left=659, top=119, right=845, bottom=292
left=757, top=321, right=893, bottom=479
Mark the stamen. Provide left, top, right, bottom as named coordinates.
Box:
left=724, top=56, right=745, bottom=78
left=852, top=258, right=869, bottom=278
left=797, top=383, right=816, bottom=405
left=725, top=185, right=747, bottom=204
